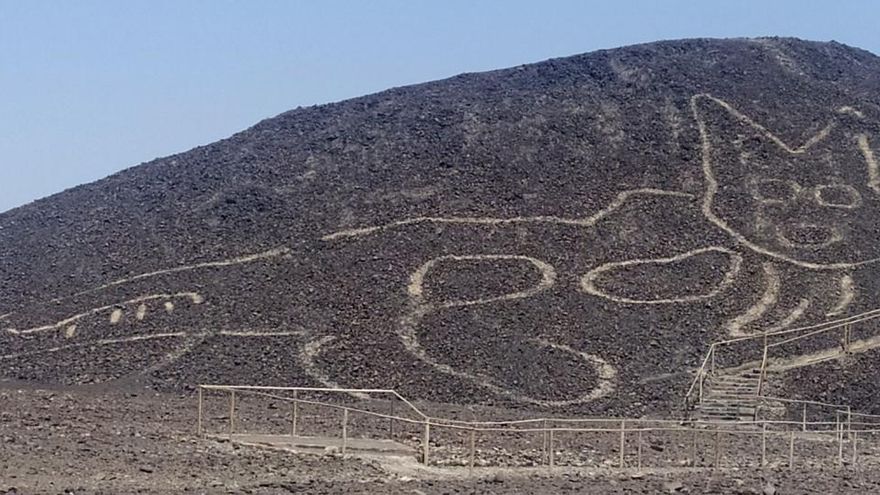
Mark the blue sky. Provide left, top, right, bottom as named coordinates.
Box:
left=2, top=0, right=879, bottom=212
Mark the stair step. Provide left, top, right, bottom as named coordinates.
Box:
left=700, top=407, right=757, bottom=413
left=706, top=396, right=758, bottom=401
left=700, top=399, right=757, bottom=405
left=699, top=417, right=756, bottom=422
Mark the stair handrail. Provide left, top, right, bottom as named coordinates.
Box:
left=767, top=320, right=856, bottom=349
left=757, top=334, right=770, bottom=396
left=685, top=307, right=880, bottom=417
left=714, top=308, right=880, bottom=348
left=757, top=310, right=880, bottom=396
left=683, top=343, right=716, bottom=414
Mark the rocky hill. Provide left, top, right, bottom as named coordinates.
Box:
left=3, top=37, right=880, bottom=416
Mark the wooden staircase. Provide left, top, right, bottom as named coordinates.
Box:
left=693, top=368, right=762, bottom=421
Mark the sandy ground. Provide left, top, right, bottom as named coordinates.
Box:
left=3, top=384, right=880, bottom=494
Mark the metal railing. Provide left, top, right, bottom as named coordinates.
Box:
left=684, top=308, right=880, bottom=418
left=196, top=384, right=880, bottom=470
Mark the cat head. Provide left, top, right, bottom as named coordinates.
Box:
left=693, top=94, right=880, bottom=269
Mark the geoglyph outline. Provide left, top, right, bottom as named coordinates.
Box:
left=692, top=93, right=880, bottom=269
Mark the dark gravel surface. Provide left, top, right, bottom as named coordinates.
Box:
left=3, top=37, right=880, bottom=425
left=4, top=385, right=880, bottom=494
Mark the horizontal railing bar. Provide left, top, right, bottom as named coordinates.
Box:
left=223, top=388, right=428, bottom=425
left=428, top=417, right=688, bottom=426
left=760, top=396, right=848, bottom=408
left=838, top=410, right=880, bottom=419
left=713, top=308, right=880, bottom=347
left=202, top=387, right=848, bottom=431
left=198, top=385, right=874, bottom=439
left=199, top=384, right=428, bottom=419
left=200, top=385, right=398, bottom=393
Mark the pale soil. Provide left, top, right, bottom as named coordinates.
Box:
left=3, top=384, right=880, bottom=494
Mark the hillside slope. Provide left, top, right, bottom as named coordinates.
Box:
left=3, top=38, right=880, bottom=415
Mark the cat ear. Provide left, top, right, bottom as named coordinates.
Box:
left=693, top=94, right=846, bottom=156
left=691, top=94, right=779, bottom=176
left=692, top=94, right=763, bottom=144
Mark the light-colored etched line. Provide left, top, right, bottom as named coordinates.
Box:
left=0, top=329, right=307, bottom=361
left=321, top=189, right=694, bottom=241
left=813, top=184, right=862, bottom=209
left=579, top=247, right=742, bottom=304
left=768, top=334, right=880, bottom=372
left=527, top=338, right=617, bottom=401
left=398, top=305, right=616, bottom=406
left=693, top=94, right=880, bottom=269
left=298, top=336, right=369, bottom=399
left=693, top=94, right=835, bottom=155
left=5, top=292, right=201, bottom=335
left=726, top=262, right=780, bottom=337
left=219, top=330, right=306, bottom=337
left=408, top=254, right=557, bottom=308
left=138, top=334, right=212, bottom=377
left=838, top=106, right=865, bottom=118
left=858, top=134, right=880, bottom=194
left=55, top=247, right=289, bottom=302
left=717, top=333, right=880, bottom=376
left=136, top=304, right=147, bottom=321
left=0, top=332, right=189, bottom=360
left=827, top=274, right=856, bottom=317
left=109, top=309, right=123, bottom=324
left=765, top=298, right=811, bottom=333
left=774, top=223, right=843, bottom=250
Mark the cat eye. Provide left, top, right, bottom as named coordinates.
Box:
left=814, top=184, right=862, bottom=209
left=749, top=178, right=799, bottom=204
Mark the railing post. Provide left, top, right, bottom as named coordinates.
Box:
left=761, top=422, right=767, bottom=467
left=802, top=403, right=807, bottom=432
left=713, top=430, right=721, bottom=469
left=228, top=389, right=236, bottom=435
left=542, top=420, right=549, bottom=465
left=619, top=420, right=626, bottom=468
left=788, top=430, right=794, bottom=469
left=469, top=428, right=476, bottom=473
left=548, top=429, right=555, bottom=469
left=757, top=335, right=769, bottom=396
left=837, top=414, right=844, bottom=466
left=848, top=407, right=853, bottom=441
left=637, top=429, right=643, bottom=471
left=197, top=386, right=204, bottom=436
left=341, top=408, right=348, bottom=455
left=852, top=430, right=858, bottom=465
left=422, top=421, right=430, bottom=466
left=691, top=429, right=698, bottom=467
left=699, top=369, right=704, bottom=403
left=291, top=391, right=298, bottom=437
left=389, top=400, right=395, bottom=439
left=710, top=345, right=716, bottom=375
